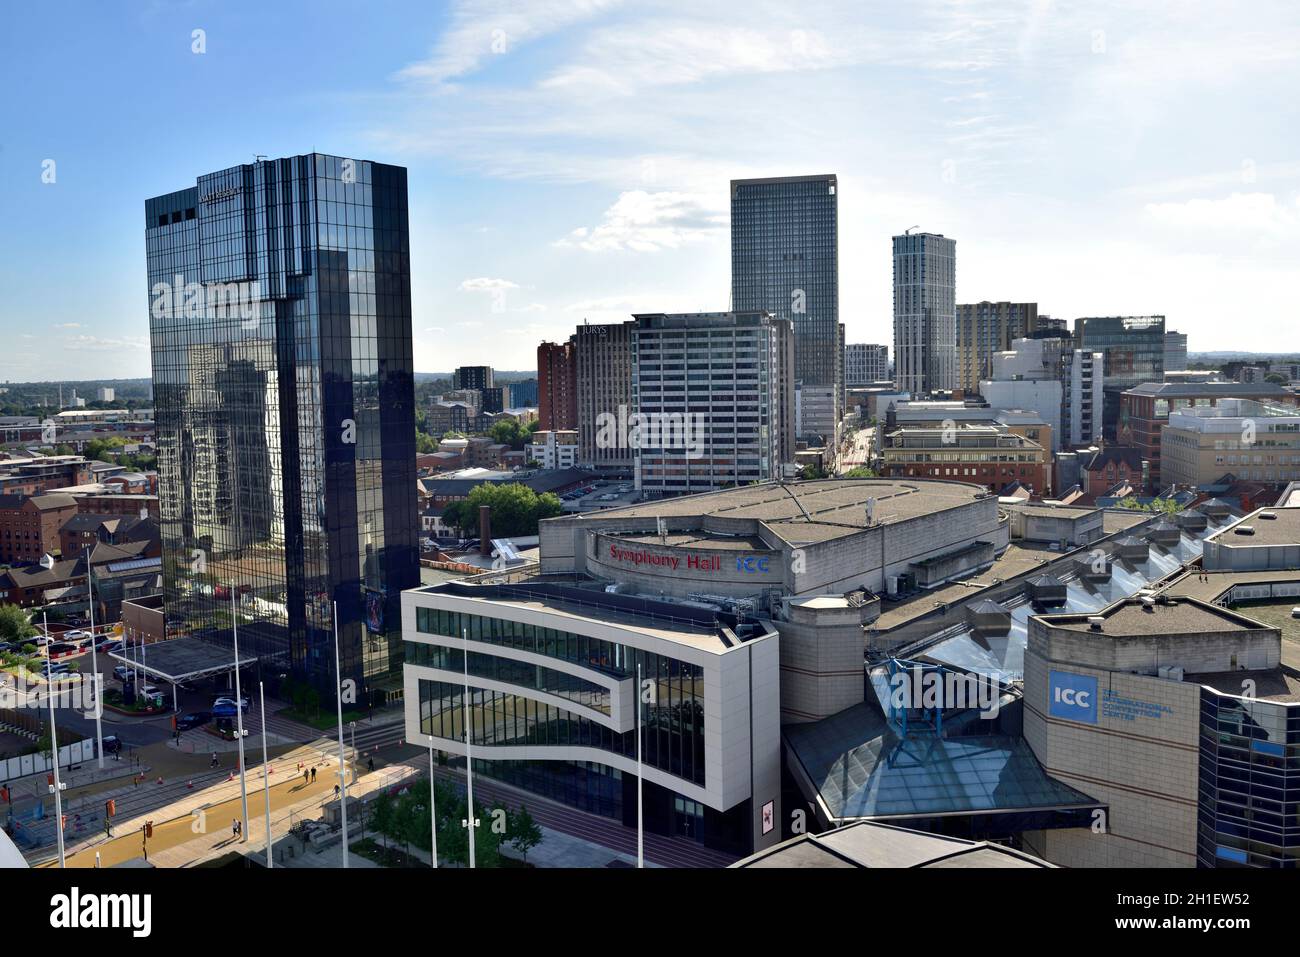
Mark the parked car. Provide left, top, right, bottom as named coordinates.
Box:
left=63, top=630, right=92, bottom=641
left=46, top=642, right=78, bottom=657
left=113, top=665, right=132, bottom=682
left=101, top=735, right=123, bottom=755
left=212, top=695, right=250, bottom=716
left=94, top=638, right=122, bottom=653
left=175, top=711, right=212, bottom=731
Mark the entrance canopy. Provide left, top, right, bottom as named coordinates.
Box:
left=108, top=636, right=257, bottom=684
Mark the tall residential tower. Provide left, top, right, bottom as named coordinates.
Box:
left=893, top=231, right=956, bottom=396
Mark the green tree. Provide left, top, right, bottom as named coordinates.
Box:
left=0, top=605, right=35, bottom=644
left=371, top=791, right=397, bottom=849
left=841, top=466, right=877, bottom=479
left=415, top=431, right=437, bottom=454
left=441, top=483, right=563, bottom=538
left=507, top=805, right=543, bottom=863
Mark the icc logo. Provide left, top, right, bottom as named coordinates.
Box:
left=737, top=556, right=769, bottom=574
left=1049, top=671, right=1098, bottom=724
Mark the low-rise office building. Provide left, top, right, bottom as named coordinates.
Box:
left=1161, top=398, right=1300, bottom=488
left=880, top=425, right=1051, bottom=495
left=1201, top=505, right=1300, bottom=571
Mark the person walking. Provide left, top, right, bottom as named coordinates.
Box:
left=302, top=768, right=309, bottom=786
left=310, top=766, right=316, bottom=783
left=210, top=752, right=219, bottom=768
left=232, top=818, right=239, bottom=839
left=367, top=757, right=374, bottom=774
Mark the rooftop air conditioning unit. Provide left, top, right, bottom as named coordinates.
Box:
left=1234, top=526, right=1256, bottom=536
left=1087, top=616, right=1105, bottom=631
left=1258, top=512, right=1277, bottom=520
left=1140, top=596, right=1157, bottom=609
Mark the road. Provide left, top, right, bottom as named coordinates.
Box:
left=840, top=423, right=874, bottom=472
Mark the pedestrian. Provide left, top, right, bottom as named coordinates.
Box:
left=232, top=818, right=239, bottom=839
left=334, top=784, right=340, bottom=800
left=210, top=752, right=218, bottom=768
left=302, top=768, right=309, bottom=786
left=311, top=766, right=316, bottom=783
left=367, top=757, right=374, bottom=773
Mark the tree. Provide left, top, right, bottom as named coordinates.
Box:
left=507, top=805, right=543, bottom=863
left=841, top=466, right=877, bottom=479
left=0, top=605, right=35, bottom=644
left=371, top=791, right=397, bottom=849
left=441, top=483, right=562, bottom=538
left=415, top=431, right=437, bottom=454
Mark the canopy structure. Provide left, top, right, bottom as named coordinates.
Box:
left=108, top=636, right=256, bottom=684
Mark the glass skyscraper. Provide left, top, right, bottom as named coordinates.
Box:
left=730, top=175, right=839, bottom=442
left=145, top=153, right=418, bottom=698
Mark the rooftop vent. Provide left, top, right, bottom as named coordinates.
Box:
left=1258, top=511, right=1277, bottom=520
left=1140, top=595, right=1157, bottom=610
left=1234, top=525, right=1256, bottom=536
left=1087, top=616, right=1105, bottom=632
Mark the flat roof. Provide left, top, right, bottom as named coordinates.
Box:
left=413, top=579, right=762, bottom=654
left=733, top=821, right=1052, bottom=868
left=1192, top=668, right=1300, bottom=703
left=1207, top=507, right=1300, bottom=547
left=565, top=479, right=989, bottom=547
left=108, top=636, right=256, bottom=682
left=1008, top=504, right=1098, bottom=520
left=1045, top=597, right=1269, bottom=636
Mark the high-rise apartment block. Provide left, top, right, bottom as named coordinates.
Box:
left=893, top=232, right=956, bottom=396
left=956, top=301, right=1038, bottom=392
left=452, top=365, right=493, bottom=391
left=730, top=175, right=840, bottom=443
left=845, top=344, right=889, bottom=386
left=537, top=340, right=578, bottom=431
left=146, top=153, right=418, bottom=693
left=631, top=312, right=792, bottom=495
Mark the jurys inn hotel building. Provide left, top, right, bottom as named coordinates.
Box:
left=403, top=478, right=1300, bottom=865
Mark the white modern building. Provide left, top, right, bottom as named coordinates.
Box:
left=631, top=311, right=793, bottom=495
left=527, top=429, right=580, bottom=470
left=986, top=337, right=1103, bottom=448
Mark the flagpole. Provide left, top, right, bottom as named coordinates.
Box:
left=84, top=546, right=104, bottom=768
left=636, top=660, right=644, bottom=869
left=231, top=590, right=249, bottom=842
left=43, top=613, right=66, bottom=867
left=462, top=626, right=475, bottom=869
left=260, top=681, right=273, bottom=867
left=333, top=601, right=350, bottom=868
left=428, top=744, right=438, bottom=868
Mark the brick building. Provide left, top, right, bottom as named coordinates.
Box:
left=0, top=493, right=78, bottom=565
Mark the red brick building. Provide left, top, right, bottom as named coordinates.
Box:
left=537, top=340, right=578, bottom=431
left=1080, top=446, right=1145, bottom=501
left=0, top=493, right=78, bottom=565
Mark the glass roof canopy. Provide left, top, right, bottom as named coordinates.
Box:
left=922, top=517, right=1233, bottom=683
left=785, top=702, right=1102, bottom=826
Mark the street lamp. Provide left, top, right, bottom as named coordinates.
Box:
left=230, top=590, right=249, bottom=843
left=42, top=613, right=66, bottom=868
left=332, top=601, right=350, bottom=868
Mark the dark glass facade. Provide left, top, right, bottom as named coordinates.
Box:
left=1198, top=689, right=1300, bottom=867
left=1075, top=316, right=1166, bottom=441
left=731, top=176, right=839, bottom=396
left=146, top=154, right=418, bottom=696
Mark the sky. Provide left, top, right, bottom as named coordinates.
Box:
left=2, top=0, right=1298, bottom=382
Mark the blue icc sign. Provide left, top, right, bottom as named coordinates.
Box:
left=1049, top=670, right=1098, bottom=724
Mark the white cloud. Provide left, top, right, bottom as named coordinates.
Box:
left=1143, top=192, right=1299, bottom=238
left=396, top=0, right=623, bottom=86
left=459, top=277, right=519, bottom=292
left=52, top=322, right=82, bottom=329
left=555, top=190, right=724, bottom=252
left=61, top=335, right=148, bottom=352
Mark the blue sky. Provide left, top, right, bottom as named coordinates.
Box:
left=2, top=0, right=1298, bottom=381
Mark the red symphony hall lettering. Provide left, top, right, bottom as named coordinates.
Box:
left=608, top=544, right=721, bottom=572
